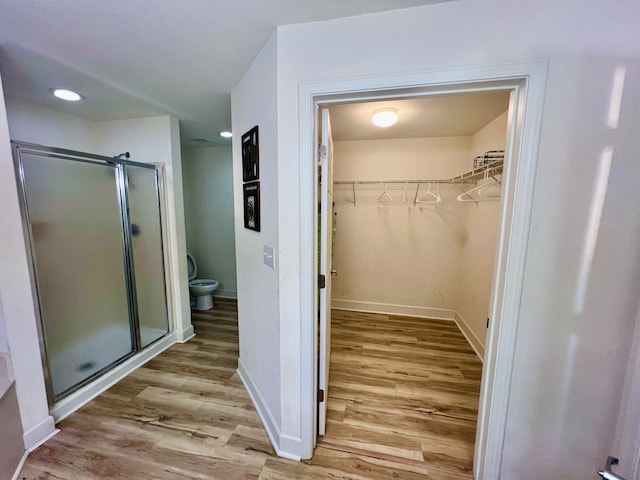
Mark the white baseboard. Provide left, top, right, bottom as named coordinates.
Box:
left=0, top=352, right=12, bottom=382
left=14, top=425, right=60, bottom=480
left=23, top=415, right=57, bottom=450
left=454, top=311, right=485, bottom=361
left=329, top=300, right=485, bottom=361
left=12, top=450, right=30, bottom=480
left=176, top=325, right=195, bottom=343
left=237, top=360, right=301, bottom=461
left=214, top=289, right=237, bottom=299
left=332, top=299, right=456, bottom=321
left=50, top=333, right=178, bottom=423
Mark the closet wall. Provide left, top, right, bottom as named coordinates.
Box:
left=457, top=111, right=508, bottom=347
left=331, top=111, right=508, bottom=352
left=332, top=137, right=470, bottom=315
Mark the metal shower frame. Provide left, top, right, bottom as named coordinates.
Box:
left=11, top=141, right=171, bottom=407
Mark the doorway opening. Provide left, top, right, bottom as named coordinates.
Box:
left=316, top=91, right=509, bottom=476
left=300, top=62, right=547, bottom=479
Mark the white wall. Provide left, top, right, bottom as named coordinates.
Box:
left=0, top=92, right=55, bottom=448
left=331, top=137, right=470, bottom=311
left=182, top=145, right=237, bottom=298
left=1, top=96, right=191, bottom=447
left=457, top=111, right=508, bottom=347
left=6, top=97, right=95, bottom=151
left=231, top=34, right=283, bottom=445
left=230, top=0, right=640, bottom=475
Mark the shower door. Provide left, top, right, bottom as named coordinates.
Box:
left=126, top=164, right=169, bottom=347
left=17, top=149, right=136, bottom=399
left=13, top=143, right=170, bottom=403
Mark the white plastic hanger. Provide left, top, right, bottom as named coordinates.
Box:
left=457, top=172, right=501, bottom=203
left=378, top=183, right=394, bottom=202
left=415, top=182, right=442, bottom=204
left=402, top=182, right=408, bottom=203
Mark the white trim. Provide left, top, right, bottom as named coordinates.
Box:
left=237, top=359, right=302, bottom=461
left=13, top=425, right=61, bottom=480
left=176, top=325, right=195, bottom=343
left=12, top=450, right=30, bottom=480
left=612, top=303, right=640, bottom=479
left=332, top=299, right=455, bottom=321
left=214, top=289, right=238, bottom=299
left=0, top=352, right=12, bottom=382
left=454, top=311, right=485, bottom=361
left=22, top=414, right=56, bottom=450
left=50, top=333, right=177, bottom=423
left=331, top=301, right=484, bottom=361
left=298, top=60, right=548, bottom=474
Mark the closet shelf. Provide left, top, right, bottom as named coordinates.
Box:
left=334, top=158, right=503, bottom=187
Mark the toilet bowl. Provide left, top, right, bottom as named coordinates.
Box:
left=187, top=253, right=219, bottom=311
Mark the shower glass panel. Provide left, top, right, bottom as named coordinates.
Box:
left=19, top=152, right=135, bottom=398
left=126, top=165, right=169, bottom=347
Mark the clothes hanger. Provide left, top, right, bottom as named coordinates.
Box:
left=457, top=172, right=501, bottom=203
left=378, top=183, right=394, bottom=202
left=402, top=182, right=408, bottom=203
left=416, top=182, right=442, bottom=204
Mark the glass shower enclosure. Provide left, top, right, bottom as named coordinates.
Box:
left=12, top=142, right=170, bottom=404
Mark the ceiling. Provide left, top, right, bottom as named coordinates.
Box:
left=328, top=91, right=510, bottom=141
left=0, top=0, right=453, bottom=147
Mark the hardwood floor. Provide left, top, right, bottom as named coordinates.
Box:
left=19, top=301, right=480, bottom=479
left=319, top=310, right=481, bottom=478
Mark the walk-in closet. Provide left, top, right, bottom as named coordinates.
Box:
left=317, top=91, right=510, bottom=477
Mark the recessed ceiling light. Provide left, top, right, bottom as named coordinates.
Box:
left=219, top=131, right=233, bottom=138
left=50, top=88, right=84, bottom=102
left=372, top=108, right=398, bottom=128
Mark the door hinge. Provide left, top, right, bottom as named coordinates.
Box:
left=318, top=274, right=326, bottom=289
left=318, top=389, right=325, bottom=402
left=487, top=317, right=490, bottom=328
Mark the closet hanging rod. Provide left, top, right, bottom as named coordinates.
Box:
left=334, top=159, right=504, bottom=187
left=334, top=179, right=473, bottom=186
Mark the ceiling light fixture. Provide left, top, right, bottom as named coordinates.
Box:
left=50, top=88, right=84, bottom=102
left=372, top=108, right=398, bottom=128
left=219, top=131, right=233, bottom=138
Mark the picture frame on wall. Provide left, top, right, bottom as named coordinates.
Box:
left=243, top=181, right=260, bottom=232
left=242, top=125, right=259, bottom=182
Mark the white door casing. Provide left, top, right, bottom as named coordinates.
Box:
left=298, top=61, right=548, bottom=477
left=318, top=108, right=334, bottom=436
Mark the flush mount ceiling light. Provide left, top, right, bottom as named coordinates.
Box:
left=50, top=88, right=84, bottom=102
left=219, top=131, right=233, bottom=138
left=372, top=108, right=398, bottom=128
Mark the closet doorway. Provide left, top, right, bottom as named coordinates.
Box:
left=316, top=92, right=509, bottom=476
left=300, top=63, right=547, bottom=479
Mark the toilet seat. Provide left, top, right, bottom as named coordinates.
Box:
left=187, top=253, right=197, bottom=281
left=190, top=279, right=218, bottom=286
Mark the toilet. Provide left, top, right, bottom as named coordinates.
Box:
left=187, top=253, right=219, bottom=311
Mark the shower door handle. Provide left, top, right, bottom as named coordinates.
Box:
left=131, top=223, right=141, bottom=236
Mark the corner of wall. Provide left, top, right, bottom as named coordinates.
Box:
left=237, top=361, right=302, bottom=461
left=0, top=75, right=53, bottom=453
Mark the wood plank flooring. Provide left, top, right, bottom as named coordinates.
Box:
left=319, top=310, right=481, bottom=478
left=19, top=301, right=480, bottom=479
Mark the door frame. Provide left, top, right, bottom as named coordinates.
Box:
left=298, top=60, right=548, bottom=479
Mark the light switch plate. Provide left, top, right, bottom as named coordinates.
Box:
left=263, top=245, right=276, bottom=269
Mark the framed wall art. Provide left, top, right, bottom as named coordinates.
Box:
left=243, top=181, right=260, bottom=232
left=242, top=126, right=259, bottom=182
